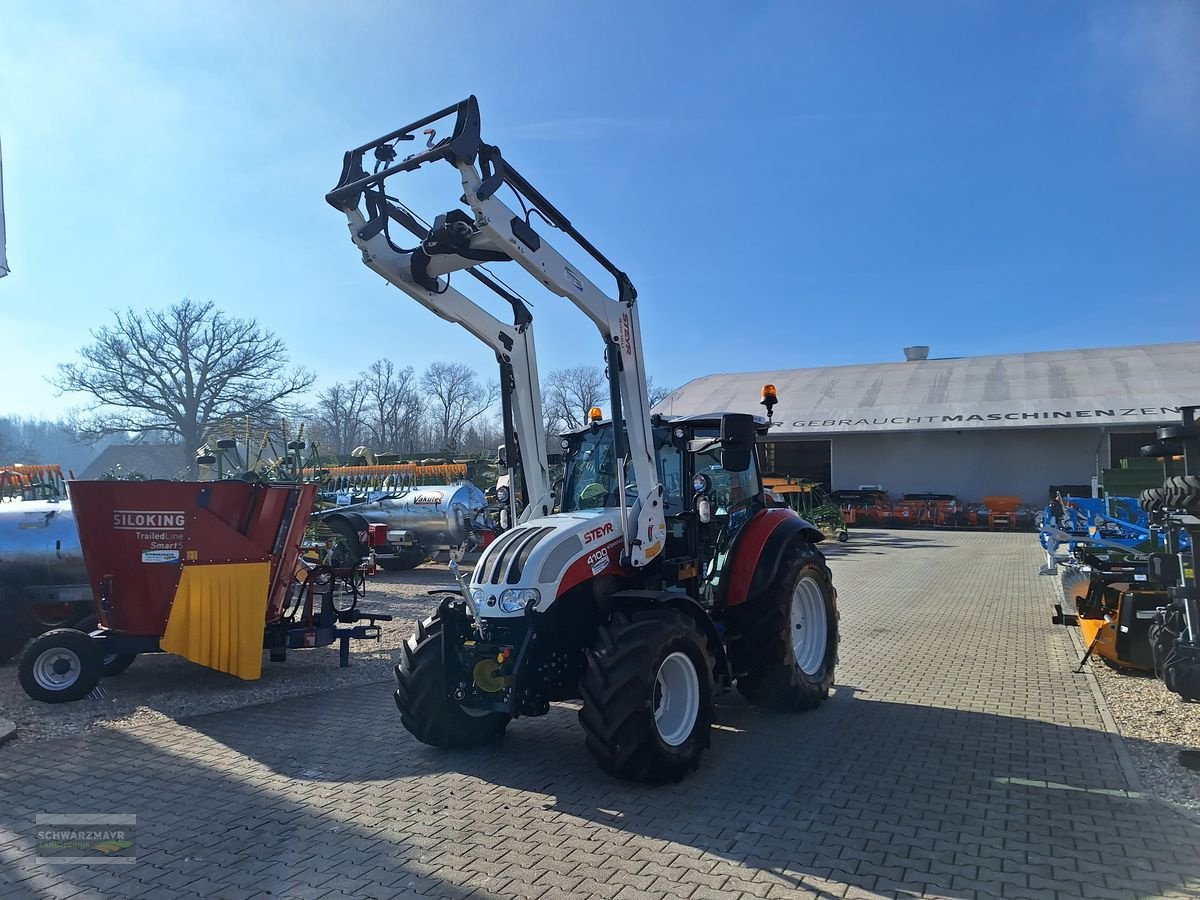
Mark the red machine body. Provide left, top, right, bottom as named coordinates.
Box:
left=68, top=480, right=316, bottom=636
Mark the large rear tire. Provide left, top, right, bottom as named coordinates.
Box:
left=734, top=545, right=838, bottom=711
left=579, top=607, right=715, bottom=783
left=393, top=616, right=510, bottom=748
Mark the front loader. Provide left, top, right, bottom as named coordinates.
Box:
left=327, top=97, right=839, bottom=781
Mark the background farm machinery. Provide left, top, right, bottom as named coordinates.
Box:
left=828, top=487, right=1036, bottom=530
left=1048, top=406, right=1200, bottom=700
left=763, top=475, right=849, bottom=541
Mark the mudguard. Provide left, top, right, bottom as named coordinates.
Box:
left=609, top=589, right=731, bottom=683
left=723, top=508, right=823, bottom=609
left=324, top=512, right=370, bottom=547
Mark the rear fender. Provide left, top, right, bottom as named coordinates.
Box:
left=724, top=508, right=822, bottom=609
left=323, top=512, right=370, bottom=545
left=609, top=589, right=730, bottom=684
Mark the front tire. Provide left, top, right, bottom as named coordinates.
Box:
left=18, top=628, right=103, bottom=703
left=734, top=545, right=838, bottom=711
left=393, top=616, right=509, bottom=748
left=579, top=607, right=715, bottom=783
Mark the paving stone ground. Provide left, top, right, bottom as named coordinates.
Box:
left=2, top=529, right=1199, bottom=899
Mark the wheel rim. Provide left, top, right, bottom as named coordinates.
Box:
left=790, top=575, right=828, bottom=676
left=33, top=647, right=82, bottom=692
left=653, top=651, right=700, bottom=747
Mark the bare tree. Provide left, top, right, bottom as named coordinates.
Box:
left=421, top=361, right=499, bottom=453
left=359, top=359, right=422, bottom=453
left=313, top=379, right=367, bottom=458
left=54, top=299, right=314, bottom=475
left=647, top=375, right=674, bottom=408
left=543, top=364, right=606, bottom=432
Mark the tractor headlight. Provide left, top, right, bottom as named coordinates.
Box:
left=470, top=588, right=486, bottom=609
left=498, top=588, right=540, bottom=613
left=496, top=485, right=509, bottom=504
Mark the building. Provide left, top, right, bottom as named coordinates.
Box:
left=656, top=341, right=1198, bottom=505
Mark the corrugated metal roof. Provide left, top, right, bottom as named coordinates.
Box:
left=656, top=341, right=1199, bottom=436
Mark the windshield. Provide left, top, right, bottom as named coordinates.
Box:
left=561, top=426, right=620, bottom=512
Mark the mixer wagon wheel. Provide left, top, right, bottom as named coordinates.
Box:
left=394, top=615, right=509, bottom=747
left=733, top=546, right=838, bottom=711
left=71, top=615, right=138, bottom=676
left=18, top=628, right=102, bottom=703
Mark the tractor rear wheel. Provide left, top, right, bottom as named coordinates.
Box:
left=394, top=615, right=509, bottom=748
left=734, top=545, right=838, bottom=711
left=579, top=607, right=715, bottom=782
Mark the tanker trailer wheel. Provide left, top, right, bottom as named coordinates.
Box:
left=734, top=546, right=838, bottom=711
left=378, top=550, right=427, bottom=572
left=72, top=614, right=138, bottom=676
left=579, top=607, right=715, bottom=783
left=18, top=628, right=102, bottom=703
left=394, top=615, right=509, bottom=748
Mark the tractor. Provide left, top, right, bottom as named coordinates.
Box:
left=326, top=97, right=839, bottom=781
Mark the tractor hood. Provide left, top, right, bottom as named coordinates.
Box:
left=469, top=508, right=627, bottom=617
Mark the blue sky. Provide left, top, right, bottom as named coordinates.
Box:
left=1, top=0, right=1197, bottom=420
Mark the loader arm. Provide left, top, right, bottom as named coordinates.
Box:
left=326, top=96, right=665, bottom=567
left=328, top=201, right=552, bottom=526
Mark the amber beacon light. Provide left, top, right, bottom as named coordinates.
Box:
left=760, top=384, right=778, bottom=421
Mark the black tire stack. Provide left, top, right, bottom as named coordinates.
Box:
left=1139, top=457, right=1200, bottom=702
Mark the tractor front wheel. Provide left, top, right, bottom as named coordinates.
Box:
left=393, top=615, right=510, bottom=748
left=579, top=607, right=715, bottom=782
left=734, top=546, right=838, bottom=711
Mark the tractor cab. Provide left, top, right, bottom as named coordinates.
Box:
left=559, top=410, right=770, bottom=605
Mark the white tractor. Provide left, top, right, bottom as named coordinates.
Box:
left=327, top=97, right=839, bottom=781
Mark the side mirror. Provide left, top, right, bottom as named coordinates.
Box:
left=719, top=413, right=755, bottom=473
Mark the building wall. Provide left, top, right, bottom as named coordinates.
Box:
left=828, top=427, right=1109, bottom=504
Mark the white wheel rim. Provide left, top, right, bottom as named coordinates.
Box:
left=790, top=575, right=828, bottom=676
left=33, top=647, right=82, bottom=692
left=653, top=651, right=700, bottom=747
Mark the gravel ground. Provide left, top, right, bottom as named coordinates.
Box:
left=1087, top=653, right=1200, bottom=819
left=0, top=564, right=454, bottom=743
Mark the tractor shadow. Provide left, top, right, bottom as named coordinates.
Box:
left=823, top=529, right=953, bottom=556
left=178, top=680, right=1200, bottom=898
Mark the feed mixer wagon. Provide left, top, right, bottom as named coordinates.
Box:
left=18, top=479, right=390, bottom=702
